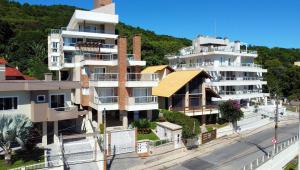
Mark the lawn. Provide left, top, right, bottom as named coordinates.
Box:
left=138, top=131, right=159, bottom=141
left=0, top=148, right=44, bottom=170
left=284, top=157, right=298, bottom=170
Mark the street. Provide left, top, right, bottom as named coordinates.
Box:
left=169, top=123, right=298, bottom=170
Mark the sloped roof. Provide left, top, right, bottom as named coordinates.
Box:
left=141, top=65, right=174, bottom=74
left=5, top=67, right=24, bottom=77
left=153, top=70, right=209, bottom=98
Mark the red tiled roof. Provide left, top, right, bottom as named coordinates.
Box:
left=0, top=58, right=7, bottom=65
left=23, top=75, right=36, bottom=80
left=5, top=67, right=24, bottom=77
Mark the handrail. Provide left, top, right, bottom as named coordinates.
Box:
left=172, top=63, right=263, bottom=69
left=128, top=96, right=158, bottom=104
left=220, top=77, right=262, bottom=81
left=90, top=73, right=119, bottom=81
left=94, top=96, right=118, bottom=104
left=127, top=73, right=159, bottom=81
left=219, top=90, right=263, bottom=95
left=83, top=53, right=118, bottom=61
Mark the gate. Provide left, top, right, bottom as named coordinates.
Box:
left=107, top=128, right=137, bottom=155
left=202, top=129, right=217, bottom=144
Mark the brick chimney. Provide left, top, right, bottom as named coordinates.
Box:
left=118, top=36, right=128, bottom=111
left=133, top=35, right=141, bottom=61
left=94, top=0, right=112, bottom=9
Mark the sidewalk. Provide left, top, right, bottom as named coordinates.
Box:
left=129, top=119, right=298, bottom=170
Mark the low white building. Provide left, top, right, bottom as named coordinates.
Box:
left=155, top=122, right=182, bottom=149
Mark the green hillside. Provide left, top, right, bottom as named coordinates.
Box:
left=0, top=0, right=300, bottom=99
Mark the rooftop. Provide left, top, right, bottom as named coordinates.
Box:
left=156, top=122, right=182, bottom=131
left=141, top=65, right=174, bottom=74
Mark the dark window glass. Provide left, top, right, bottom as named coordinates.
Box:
left=0, top=97, right=17, bottom=110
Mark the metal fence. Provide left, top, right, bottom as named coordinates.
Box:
left=242, top=135, right=299, bottom=170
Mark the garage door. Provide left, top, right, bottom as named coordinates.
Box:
left=108, top=129, right=136, bottom=155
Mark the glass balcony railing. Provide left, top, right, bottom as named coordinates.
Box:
left=128, top=96, right=158, bottom=105
left=219, top=90, right=263, bottom=95
left=220, top=77, right=263, bottom=81
left=94, top=96, right=118, bottom=104
left=127, top=73, right=159, bottom=81
left=91, top=73, right=119, bottom=81
left=172, top=63, right=263, bottom=69
left=84, top=53, right=118, bottom=61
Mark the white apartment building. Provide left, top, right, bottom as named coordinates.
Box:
left=168, top=35, right=269, bottom=107
left=48, top=0, right=159, bottom=129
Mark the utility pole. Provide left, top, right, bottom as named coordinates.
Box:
left=103, top=108, right=107, bottom=170
left=273, top=96, right=279, bottom=155
left=298, top=96, right=300, bottom=170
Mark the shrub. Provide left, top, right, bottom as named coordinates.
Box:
left=99, top=124, right=104, bottom=134
left=160, top=110, right=200, bottom=139
left=132, top=119, right=152, bottom=134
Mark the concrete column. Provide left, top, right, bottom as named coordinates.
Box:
left=134, top=111, right=139, bottom=121
left=88, top=107, right=93, bottom=120
left=202, top=82, right=206, bottom=106
left=201, top=115, right=206, bottom=125
left=264, top=97, right=268, bottom=106
left=42, top=122, right=47, bottom=147
left=185, top=84, right=189, bottom=109
left=98, top=110, right=103, bottom=125
left=121, top=111, right=128, bottom=129
left=54, top=121, right=59, bottom=144
left=147, top=110, right=152, bottom=121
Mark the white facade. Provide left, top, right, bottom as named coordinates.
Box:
left=48, top=1, right=158, bottom=127
left=168, top=36, right=269, bottom=105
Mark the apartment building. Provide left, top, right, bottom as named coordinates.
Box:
left=0, top=58, right=87, bottom=146
left=168, top=35, right=269, bottom=107
left=143, top=65, right=220, bottom=124
left=48, top=0, right=159, bottom=128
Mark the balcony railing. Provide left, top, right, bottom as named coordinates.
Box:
left=94, top=96, right=118, bottom=104
left=220, top=77, right=262, bottom=81
left=100, top=44, right=116, bottom=49
left=172, top=63, right=263, bottom=69
left=52, top=106, right=77, bottom=112
left=61, top=27, right=106, bottom=34
left=91, top=73, right=119, bottom=81
left=51, top=62, right=60, bottom=67
left=219, top=90, right=263, bottom=95
left=84, top=53, right=118, bottom=61
left=127, top=54, right=135, bottom=61
left=127, top=73, right=159, bottom=81
left=128, top=96, right=158, bottom=105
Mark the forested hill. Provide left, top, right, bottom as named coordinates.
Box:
left=0, top=0, right=300, bottom=99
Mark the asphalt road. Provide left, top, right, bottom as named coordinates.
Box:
left=169, top=123, right=299, bottom=170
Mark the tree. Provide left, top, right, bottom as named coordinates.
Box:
left=219, top=100, right=244, bottom=132
left=0, top=114, right=33, bottom=164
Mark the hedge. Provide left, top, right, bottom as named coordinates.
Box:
left=161, top=109, right=200, bottom=139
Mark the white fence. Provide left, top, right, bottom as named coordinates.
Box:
left=242, top=135, right=299, bottom=170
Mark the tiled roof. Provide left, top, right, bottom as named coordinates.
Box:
left=0, top=58, right=7, bottom=65
left=5, top=67, right=24, bottom=77
left=141, top=65, right=174, bottom=74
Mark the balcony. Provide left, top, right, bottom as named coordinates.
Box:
left=212, top=90, right=270, bottom=101
left=207, top=76, right=267, bottom=86
left=126, top=73, right=159, bottom=87
left=31, top=103, right=87, bottom=122
left=127, top=54, right=146, bottom=66
left=172, top=63, right=267, bottom=73
left=60, top=27, right=118, bottom=39
left=81, top=53, right=118, bottom=66
left=126, top=96, right=158, bottom=111
left=89, top=73, right=119, bottom=87
left=91, top=96, right=119, bottom=111
left=171, top=105, right=219, bottom=116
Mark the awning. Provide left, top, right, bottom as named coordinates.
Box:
left=141, top=65, right=174, bottom=74
left=153, top=70, right=209, bottom=98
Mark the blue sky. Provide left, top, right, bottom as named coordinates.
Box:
left=17, top=0, right=300, bottom=48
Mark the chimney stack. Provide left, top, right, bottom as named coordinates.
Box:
left=94, top=0, right=112, bottom=9
left=133, top=35, right=141, bottom=61
left=118, top=36, right=128, bottom=111
left=44, top=73, right=53, bottom=81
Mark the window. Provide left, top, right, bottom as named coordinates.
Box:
left=50, top=94, right=65, bottom=108
left=37, top=95, right=46, bottom=103
left=0, top=97, right=18, bottom=110
left=52, top=42, right=59, bottom=52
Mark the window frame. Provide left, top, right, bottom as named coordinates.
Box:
left=0, top=96, right=18, bottom=111
left=37, top=95, right=46, bottom=103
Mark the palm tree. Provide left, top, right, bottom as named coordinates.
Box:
left=0, top=114, right=33, bottom=164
